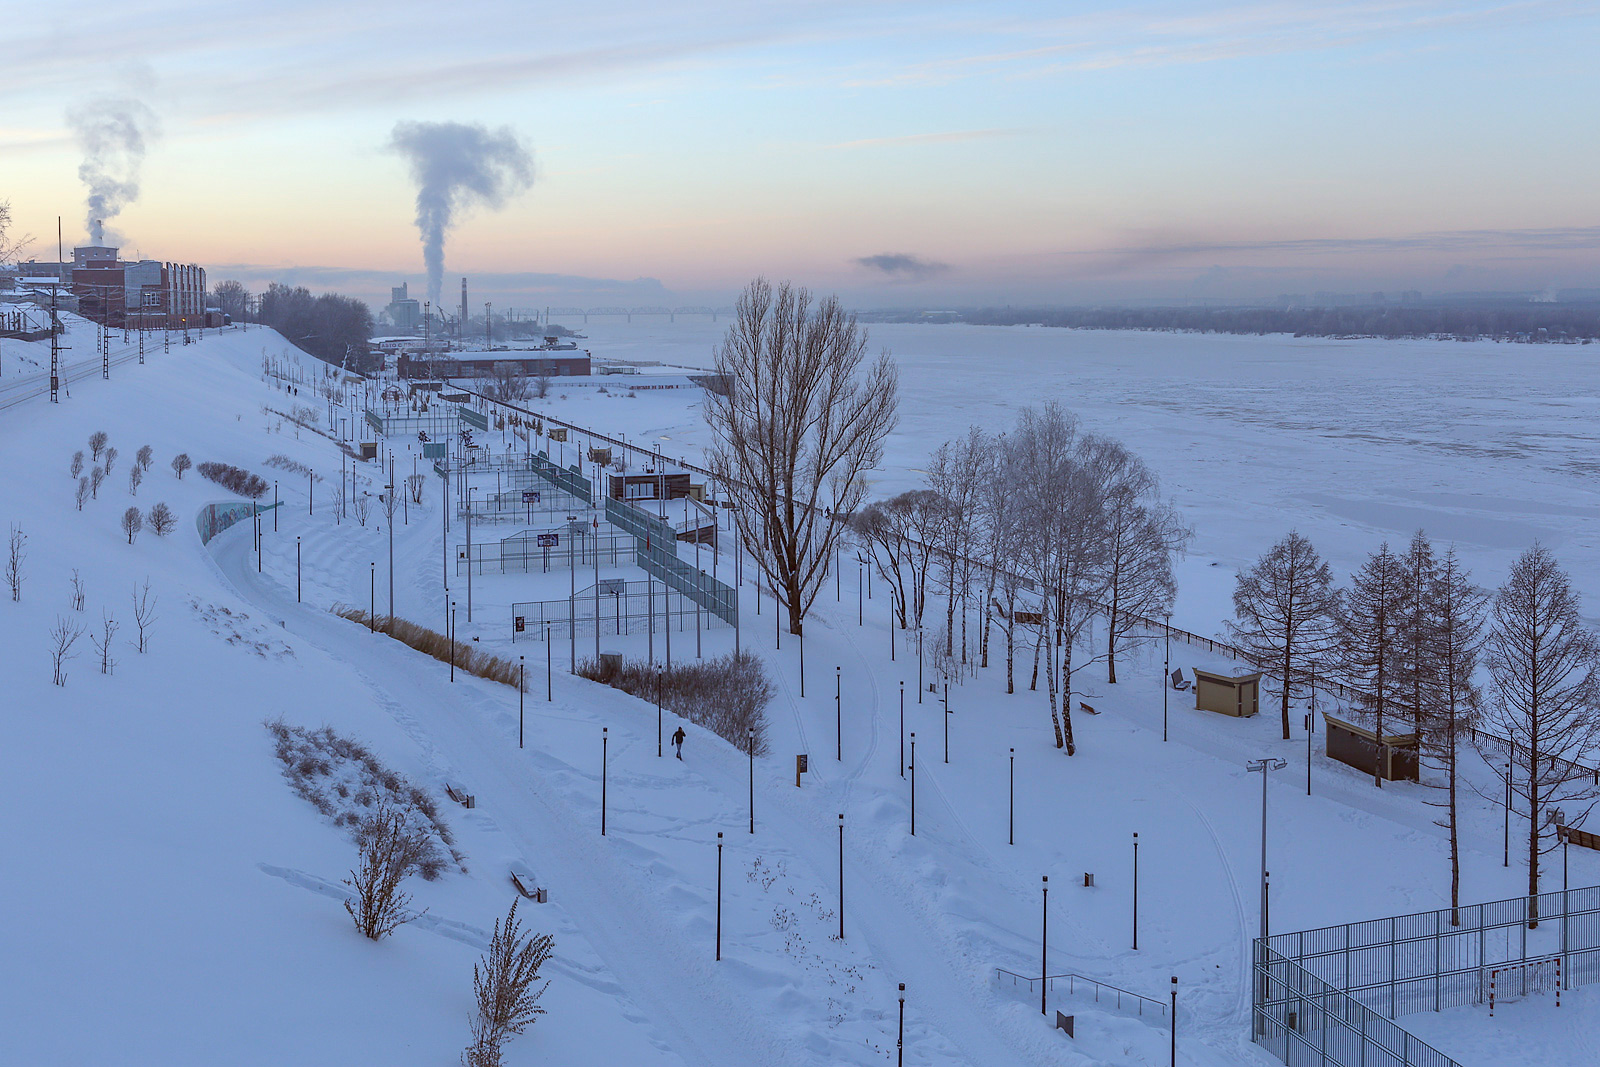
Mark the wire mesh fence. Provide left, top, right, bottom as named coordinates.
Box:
left=1254, top=884, right=1600, bottom=1067
left=510, top=579, right=732, bottom=641
left=457, top=527, right=635, bottom=575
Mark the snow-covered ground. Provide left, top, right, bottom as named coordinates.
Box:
left=2, top=321, right=1595, bottom=1065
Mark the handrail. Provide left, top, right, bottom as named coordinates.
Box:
left=993, top=967, right=1167, bottom=1018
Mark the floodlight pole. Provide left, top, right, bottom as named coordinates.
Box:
left=1246, top=757, right=1287, bottom=943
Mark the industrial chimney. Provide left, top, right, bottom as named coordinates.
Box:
left=460, top=278, right=468, bottom=341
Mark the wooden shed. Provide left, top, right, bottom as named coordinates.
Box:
left=1323, top=713, right=1419, bottom=783
left=609, top=470, right=692, bottom=502
left=1193, top=669, right=1261, bottom=718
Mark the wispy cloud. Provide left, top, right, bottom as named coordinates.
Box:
left=825, top=127, right=1033, bottom=150
left=1088, top=225, right=1600, bottom=259
left=854, top=253, right=950, bottom=280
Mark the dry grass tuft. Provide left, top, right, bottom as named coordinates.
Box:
left=578, top=651, right=772, bottom=756
left=332, top=606, right=525, bottom=691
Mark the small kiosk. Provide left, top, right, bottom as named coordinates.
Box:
left=1323, top=713, right=1419, bottom=783
left=1192, top=669, right=1262, bottom=718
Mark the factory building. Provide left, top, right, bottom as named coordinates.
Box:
left=69, top=246, right=213, bottom=328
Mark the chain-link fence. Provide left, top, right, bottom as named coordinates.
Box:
left=1254, top=884, right=1600, bottom=1067
left=510, top=579, right=731, bottom=641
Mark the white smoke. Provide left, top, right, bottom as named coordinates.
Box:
left=68, top=97, right=159, bottom=245
left=388, top=121, right=534, bottom=309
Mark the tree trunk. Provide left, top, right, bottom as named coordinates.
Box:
left=1061, top=623, right=1076, bottom=756
left=1281, top=641, right=1293, bottom=741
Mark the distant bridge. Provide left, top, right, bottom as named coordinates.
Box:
left=538, top=306, right=734, bottom=324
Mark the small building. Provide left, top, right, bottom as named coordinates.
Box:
left=609, top=470, right=691, bottom=502
left=1193, top=669, right=1261, bottom=718
left=395, top=352, right=590, bottom=379
left=1323, top=713, right=1419, bottom=783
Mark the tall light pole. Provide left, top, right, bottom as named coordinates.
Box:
left=1132, top=832, right=1140, bottom=950
left=897, top=984, right=905, bottom=1067
left=748, top=728, right=755, bottom=835
left=899, top=682, right=906, bottom=779
left=1040, top=875, right=1049, bottom=1015
left=1505, top=762, right=1512, bottom=868
left=1246, top=758, right=1287, bottom=943
left=716, top=832, right=723, bottom=960
left=1009, top=748, right=1015, bottom=845
left=837, top=813, right=845, bottom=941
left=1163, top=612, right=1171, bottom=742
left=836, top=666, right=842, bottom=762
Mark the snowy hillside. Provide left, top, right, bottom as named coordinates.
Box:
left=1, top=323, right=1594, bottom=1066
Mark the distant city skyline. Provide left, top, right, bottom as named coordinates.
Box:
left=4, top=1, right=1598, bottom=306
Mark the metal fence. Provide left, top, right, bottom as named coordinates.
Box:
left=606, top=495, right=737, bottom=625
left=993, top=968, right=1168, bottom=1022
left=1253, top=884, right=1600, bottom=1067
left=511, top=578, right=731, bottom=642
left=457, top=527, right=635, bottom=575
left=196, top=499, right=280, bottom=545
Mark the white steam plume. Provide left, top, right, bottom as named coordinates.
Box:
left=388, top=121, right=534, bottom=309
left=68, top=97, right=159, bottom=245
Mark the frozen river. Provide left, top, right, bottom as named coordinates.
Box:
left=563, top=318, right=1600, bottom=632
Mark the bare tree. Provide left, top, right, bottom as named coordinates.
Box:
left=343, top=801, right=430, bottom=940
left=103, top=446, right=118, bottom=476
left=90, top=612, right=119, bottom=675
left=462, top=899, right=554, bottom=1067
left=121, top=506, right=143, bottom=544
left=1479, top=544, right=1600, bottom=925
left=1231, top=531, right=1340, bottom=741
left=406, top=473, right=427, bottom=504
left=75, top=476, right=90, bottom=511
left=353, top=491, right=372, bottom=527
left=71, top=451, right=84, bottom=479
left=132, top=579, right=157, bottom=652
left=5, top=523, right=24, bottom=601
left=1396, top=529, right=1439, bottom=734
left=0, top=199, right=34, bottom=263
left=534, top=374, right=551, bottom=399
left=171, top=452, right=192, bottom=480
left=1418, top=546, right=1486, bottom=923
left=90, top=466, right=105, bottom=499
left=48, top=615, right=83, bottom=686
left=1339, top=543, right=1408, bottom=787
left=136, top=445, right=154, bottom=472
left=128, top=463, right=144, bottom=496
left=928, top=427, right=990, bottom=666
left=851, top=491, right=940, bottom=632
left=147, top=502, right=175, bottom=536
left=1100, top=446, right=1189, bottom=684
left=70, top=569, right=85, bottom=612
left=706, top=278, right=899, bottom=636
left=89, top=431, right=107, bottom=461
left=487, top=362, right=531, bottom=403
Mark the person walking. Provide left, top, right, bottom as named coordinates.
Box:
left=672, top=725, right=686, bottom=760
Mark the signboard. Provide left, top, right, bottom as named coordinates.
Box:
left=522, top=490, right=542, bottom=504
left=796, top=753, right=809, bottom=787
left=422, top=442, right=446, bottom=460
left=549, top=428, right=567, bottom=442
left=537, top=533, right=559, bottom=548
left=514, top=616, right=525, bottom=633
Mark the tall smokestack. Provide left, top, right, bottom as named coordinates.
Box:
left=461, top=278, right=468, bottom=341
left=387, top=121, right=533, bottom=310
left=69, top=97, right=159, bottom=245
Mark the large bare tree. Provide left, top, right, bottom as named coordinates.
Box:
left=1230, top=531, right=1340, bottom=741
left=1479, top=544, right=1600, bottom=925
left=707, top=279, right=898, bottom=636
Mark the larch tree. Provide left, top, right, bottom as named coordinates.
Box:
left=707, top=278, right=898, bottom=636
left=1418, top=546, right=1486, bottom=924
left=1479, top=544, right=1600, bottom=926
left=1230, top=531, right=1340, bottom=741
left=1339, top=543, right=1408, bottom=787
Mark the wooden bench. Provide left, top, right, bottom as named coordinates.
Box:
left=1171, top=669, right=1191, bottom=692
left=445, top=783, right=475, bottom=809
left=1078, top=701, right=1098, bottom=716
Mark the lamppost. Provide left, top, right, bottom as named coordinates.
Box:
left=1009, top=747, right=1015, bottom=845
left=296, top=536, right=301, bottom=602
left=1163, top=611, right=1171, bottom=742
left=1246, top=758, right=1287, bottom=943
left=716, top=832, right=723, bottom=960
left=748, top=728, right=755, bottom=835
left=519, top=656, right=525, bottom=749
left=836, top=666, right=842, bottom=762
left=1170, top=977, right=1178, bottom=1067
left=908, top=732, right=916, bottom=836
left=899, top=682, right=906, bottom=779
left=1132, top=832, right=1139, bottom=950
left=837, top=813, right=845, bottom=941
left=943, top=682, right=950, bottom=764
left=897, top=984, right=905, bottom=1067
left=657, top=665, right=664, bottom=757
left=601, top=727, right=609, bottom=836
left=1505, top=762, right=1512, bottom=868
left=1040, top=875, right=1049, bottom=1015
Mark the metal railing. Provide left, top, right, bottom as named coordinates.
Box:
left=993, top=968, right=1168, bottom=1021
left=510, top=578, right=731, bottom=642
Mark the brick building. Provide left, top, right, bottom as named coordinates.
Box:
left=70, top=246, right=212, bottom=328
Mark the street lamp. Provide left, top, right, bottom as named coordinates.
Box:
left=1163, top=611, right=1171, bottom=742
left=1246, top=758, right=1287, bottom=943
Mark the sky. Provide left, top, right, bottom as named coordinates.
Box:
left=3, top=0, right=1599, bottom=309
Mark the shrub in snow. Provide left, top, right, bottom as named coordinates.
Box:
left=331, top=607, right=523, bottom=693
left=463, top=899, right=554, bottom=1067
left=578, top=650, right=773, bottom=756
left=343, top=799, right=429, bottom=940
left=5, top=524, right=23, bottom=601
left=121, top=506, right=143, bottom=544
left=196, top=461, right=269, bottom=499
left=266, top=720, right=462, bottom=878
left=147, top=502, right=175, bottom=536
